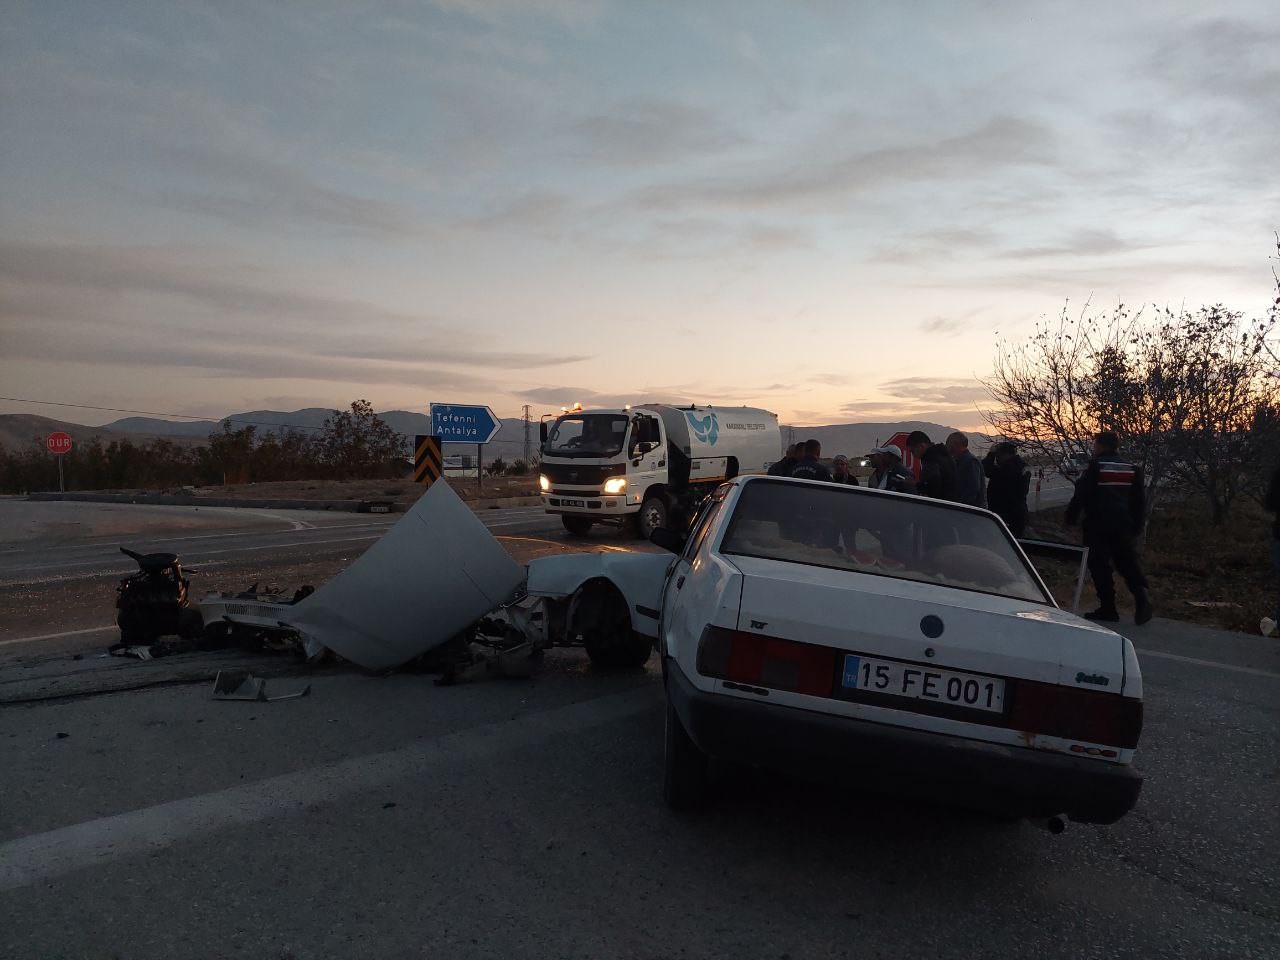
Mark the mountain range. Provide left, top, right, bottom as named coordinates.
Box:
left=1, top=409, right=970, bottom=464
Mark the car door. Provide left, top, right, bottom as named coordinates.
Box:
left=626, top=413, right=666, bottom=507
left=658, top=486, right=730, bottom=663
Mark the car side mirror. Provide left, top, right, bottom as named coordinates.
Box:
left=539, top=422, right=548, bottom=444
left=649, top=527, right=686, bottom=554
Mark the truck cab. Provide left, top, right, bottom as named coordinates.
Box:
left=539, top=408, right=669, bottom=537
left=539, top=404, right=780, bottom=538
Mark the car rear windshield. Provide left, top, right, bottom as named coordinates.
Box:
left=720, top=480, right=1050, bottom=604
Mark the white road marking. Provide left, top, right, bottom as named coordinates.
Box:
left=0, top=686, right=657, bottom=891
left=258, top=511, right=317, bottom=531
left=0, top=625, right=116, bottom=647
left=1135, top=648, right=1279, bottom=679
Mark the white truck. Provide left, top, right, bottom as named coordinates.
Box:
left=538, top=403, right=781, bottom=537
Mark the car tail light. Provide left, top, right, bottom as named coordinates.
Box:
left=697, top=625, right=836, bottom=697
left=1008, top=682, right=1143, bottom=749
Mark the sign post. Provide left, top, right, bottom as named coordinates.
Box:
left=430, top=404, right=501, bottom=494
left=46, top=432, right=73, bottom=492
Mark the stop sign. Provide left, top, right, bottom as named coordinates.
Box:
left=46, top=432, right=73, bottom=455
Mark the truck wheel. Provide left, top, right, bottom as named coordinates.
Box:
left=576, top=582, right=652, bottom=669
left=562, top=515, right=592, bottom=537
left=637, top=497, right=669, bottom=539
left=664, top=698, right=708, bottom=810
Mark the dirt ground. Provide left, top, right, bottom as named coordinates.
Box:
left=1027, top=496, right=1276, bottom=633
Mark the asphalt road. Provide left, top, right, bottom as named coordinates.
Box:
left=1, top=628, right=1277, bottom=958
left=2, top=496, right=1277, bottom=958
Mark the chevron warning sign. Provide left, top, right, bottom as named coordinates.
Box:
left=414, top=434, right=444, bottom=487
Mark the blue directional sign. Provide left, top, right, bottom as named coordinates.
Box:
left=430, top=403, right=501, bottom=444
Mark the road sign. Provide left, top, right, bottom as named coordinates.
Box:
left=46, top=432, right=73, bottom=455
left=414, top=435, right=443, bottom=488
left=430, top=404, right=501, bottom=444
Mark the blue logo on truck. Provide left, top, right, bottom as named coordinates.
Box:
left=685, top=410, right=719, bottom=445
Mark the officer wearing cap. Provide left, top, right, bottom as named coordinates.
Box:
left=867, top=445, right=916, bottom=494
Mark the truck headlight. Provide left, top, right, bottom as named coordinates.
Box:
left=603, top=476, right=627, bottom=495
left=539, top=474, right=551, bottom=492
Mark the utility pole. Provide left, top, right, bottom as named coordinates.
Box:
left=522, top=404, right=533, bottom=464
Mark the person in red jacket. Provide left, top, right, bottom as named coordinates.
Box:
left=1065, top=431, right=1152, bottom=624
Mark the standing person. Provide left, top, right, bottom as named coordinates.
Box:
left=1263, top=463, right=1280, bottom=637
left=867, top=445, right=916, bottom=493
left=790, top=439, right=833, bottom=482
left=906, top=430, right=957, bottom=500
left=983, top=442, right=1030, bottom=536
left=945, top=432, right=985, bottom=507
left=768, top=443, right=801, bottom=477
left=1065, top=431, right=1153, bottom=625
left=831, top=454, right=859, bottom=486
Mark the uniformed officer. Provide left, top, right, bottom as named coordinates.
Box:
left=1065, top=431, right=1153, bottom=624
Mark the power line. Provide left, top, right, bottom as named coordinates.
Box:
left=0, top=396, right=330, bottom=434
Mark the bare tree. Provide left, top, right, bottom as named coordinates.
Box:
left=985, top=281, right=1278, bottom=526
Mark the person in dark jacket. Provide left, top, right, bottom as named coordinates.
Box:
left=945, top=431, right=985, bottom=507
left=1265, top=463, right=1280, bottom=636
left=982, top=441, right=1030, bottom=537
left=790, top=439, right=833, bottom=482
left=768, top=443, right=800, bottom=477
left=831, top=454, right=859, bottom=486
left=906, top=430, right=957, bottom=500
left=867, top=445, right=916, bottom=493
left=1065, top=431, right=1152, bottom=625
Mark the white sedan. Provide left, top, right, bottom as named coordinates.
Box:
left=528, top=475, right=1144, bottom=825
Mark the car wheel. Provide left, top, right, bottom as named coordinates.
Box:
left=637, top=496, right=669, bottom=539
left=562, top=515, right=593, bottom=537
left=576, top=582, right=651, bottom=669
left=663, top=698, right=708, bottom=810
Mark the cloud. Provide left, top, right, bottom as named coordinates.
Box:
left=868, top=228, right=1001, bottom=264
left=460, top=192, right=573, bottom=230
left=918, top=316, right=966, bottom=336
left=996, top=229, right=1150, bottom=261
left=152, top=148, right=418, bottom=237
left=1147, top=18, right=1280, bottom=117
left=427, top=0, right=603, bottom=27
left=2, top=56, right=418, bottom=237
left=0, top=241, right=590, bottom=371
left=631, top=115, right=1056, bottom=211
left=879, top=377, right=990, bottom=407
left=571, top=98, right=747, bottom=166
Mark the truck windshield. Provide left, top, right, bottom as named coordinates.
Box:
left=544, top=415, right=629, bottom=457
left=720, top=480, right=1051, bottom=604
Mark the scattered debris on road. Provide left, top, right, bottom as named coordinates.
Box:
left=116, top=547, right=203, bottom=644
left=211, top=670, right=312, bottom=702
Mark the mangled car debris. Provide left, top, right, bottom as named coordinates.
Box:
left=197, top=480, right=526, bottom=671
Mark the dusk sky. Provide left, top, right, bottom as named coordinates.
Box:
left=2, top=0, right=1277, bottom=432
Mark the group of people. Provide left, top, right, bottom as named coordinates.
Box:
left=766, top=430, right=1033, bottom=535
left=766, top=428, right=1168, bottom=626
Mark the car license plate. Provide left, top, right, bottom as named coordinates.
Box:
left=562, top=499, right=585, bottom=508
left=841, top=655, right=1005, bottom=713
